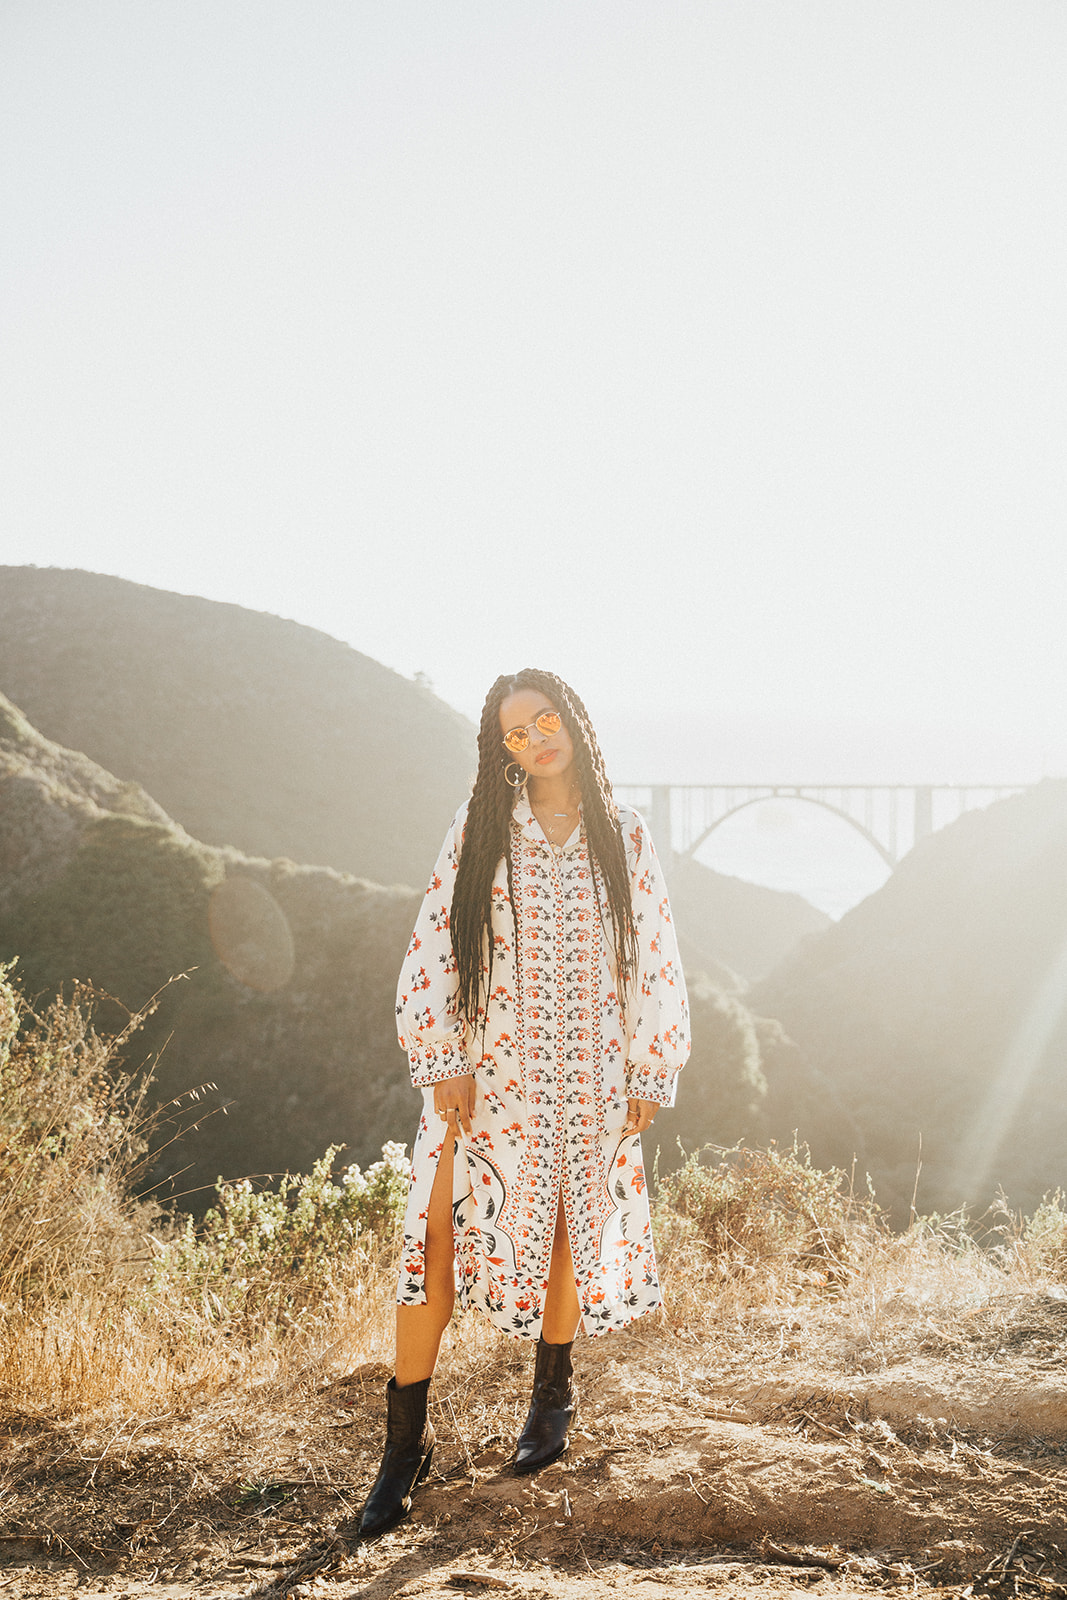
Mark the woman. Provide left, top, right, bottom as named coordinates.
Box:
left=358, top=668, right=689, bottom=1537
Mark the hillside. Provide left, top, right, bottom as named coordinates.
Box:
left=17, top=591, right=1063, bottom=1225
left=0, top=565, right=476, bottom=890
left=0, top=689, right=423, bottom=1197
left=667, top=853, right=829, bottom=985
left=6, top=729, right=1067, bottom=1600
left=752, top=780, right=1067, bottom=1220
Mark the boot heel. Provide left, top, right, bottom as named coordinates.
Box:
left=415, top=1442, right=435, bottom=1485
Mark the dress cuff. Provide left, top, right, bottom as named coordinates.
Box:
left=625, top=1060, right=679, bottom=1108
left=409, top=1038, right=470, bottom=1089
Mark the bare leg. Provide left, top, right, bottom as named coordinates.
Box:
left=394, top=1133, right=456, bottom=1387
left=541, top=1189, right=582, bottom=1344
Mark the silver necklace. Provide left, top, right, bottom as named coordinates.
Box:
left=534, top=788, right=580, bottom=838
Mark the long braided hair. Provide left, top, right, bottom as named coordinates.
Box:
left=451, top=669, right=639, bottom=1032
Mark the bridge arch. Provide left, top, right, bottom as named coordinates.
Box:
left=620, top=781, right=1030, bottom=882
left=685, top=793, right=895, bottom=868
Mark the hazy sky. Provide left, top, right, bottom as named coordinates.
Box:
left=3, top=1, right=1066, bottom=786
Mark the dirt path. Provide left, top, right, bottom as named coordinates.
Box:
left=3, top=1320, right=1067, bottom=1600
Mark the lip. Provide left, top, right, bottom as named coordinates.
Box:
left=535, top=748, right=558, bottom=765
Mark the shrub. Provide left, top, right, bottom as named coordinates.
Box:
left=149, top=1142, right=410, bottom=1330
left=654, top=1139, right=872, bottom=1287
left=1020, top=1189, right=1067, bottom=1277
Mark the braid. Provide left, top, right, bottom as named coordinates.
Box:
left=451, top=684, right=519, bottom=1028
left=451, top=669, right=640, bottom=1030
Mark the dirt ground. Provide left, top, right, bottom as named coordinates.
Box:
left=3, top=1300, right=1067, bottom=1600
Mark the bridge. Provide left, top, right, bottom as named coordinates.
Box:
left=613, top=783, right=1031, bottom=868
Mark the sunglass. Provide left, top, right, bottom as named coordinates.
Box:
left=501, top=710, right=562, bottom=754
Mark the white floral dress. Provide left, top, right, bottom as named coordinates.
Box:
left=395, top=793, right=690, bottom=1340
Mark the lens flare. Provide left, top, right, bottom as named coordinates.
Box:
left=208, top=876, right=295, bottom=993
left=954, top=933, right=1067, bottom=1203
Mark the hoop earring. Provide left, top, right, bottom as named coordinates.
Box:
left=504, top=761, right=527, bottom=790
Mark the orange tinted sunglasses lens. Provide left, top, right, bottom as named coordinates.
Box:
left=502, top=711, right=561, bottom=753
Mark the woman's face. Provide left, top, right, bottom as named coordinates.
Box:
left=499, top=687, right=576, bottom=786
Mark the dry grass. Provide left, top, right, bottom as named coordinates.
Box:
left=0, top=1251, right=406, bottom=1421
left=0, top=968, right=408, bottom=1420
left=3, top=970, right=1067, bottom=1435
left=0, top=978, right=152, bottom=1304
left=653, top=1142, right=1066, bottom=1385
left=6, top=1171, right=1061, bottom=1432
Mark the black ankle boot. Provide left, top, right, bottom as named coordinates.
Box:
left=358, top=1377, right=436, bottom=1538
left=512, top=1337, right=576, bottom=1475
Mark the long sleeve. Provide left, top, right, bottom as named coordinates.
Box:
left=621, top=809, right=690, bottom=1106
left=395, top=805, right=473, bottom=1088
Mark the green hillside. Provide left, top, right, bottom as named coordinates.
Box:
left=0, top=690, right=422, bottom=1200
left=0, top=566, right=476, bottom=890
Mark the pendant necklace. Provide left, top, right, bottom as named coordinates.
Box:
left=536, top=785, right=580, bottom=841
left=545, top=802, right=578, bottom=838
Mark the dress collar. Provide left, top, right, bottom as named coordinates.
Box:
left=512, top=789, right=583, bottom=851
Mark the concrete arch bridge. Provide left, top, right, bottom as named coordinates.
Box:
left=613, top=783, right=1030, bottom=869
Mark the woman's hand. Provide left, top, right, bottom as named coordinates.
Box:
left=433, top=1073, right=476, bottom=1137
left=623, top=1098, right=658, bottom=1135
